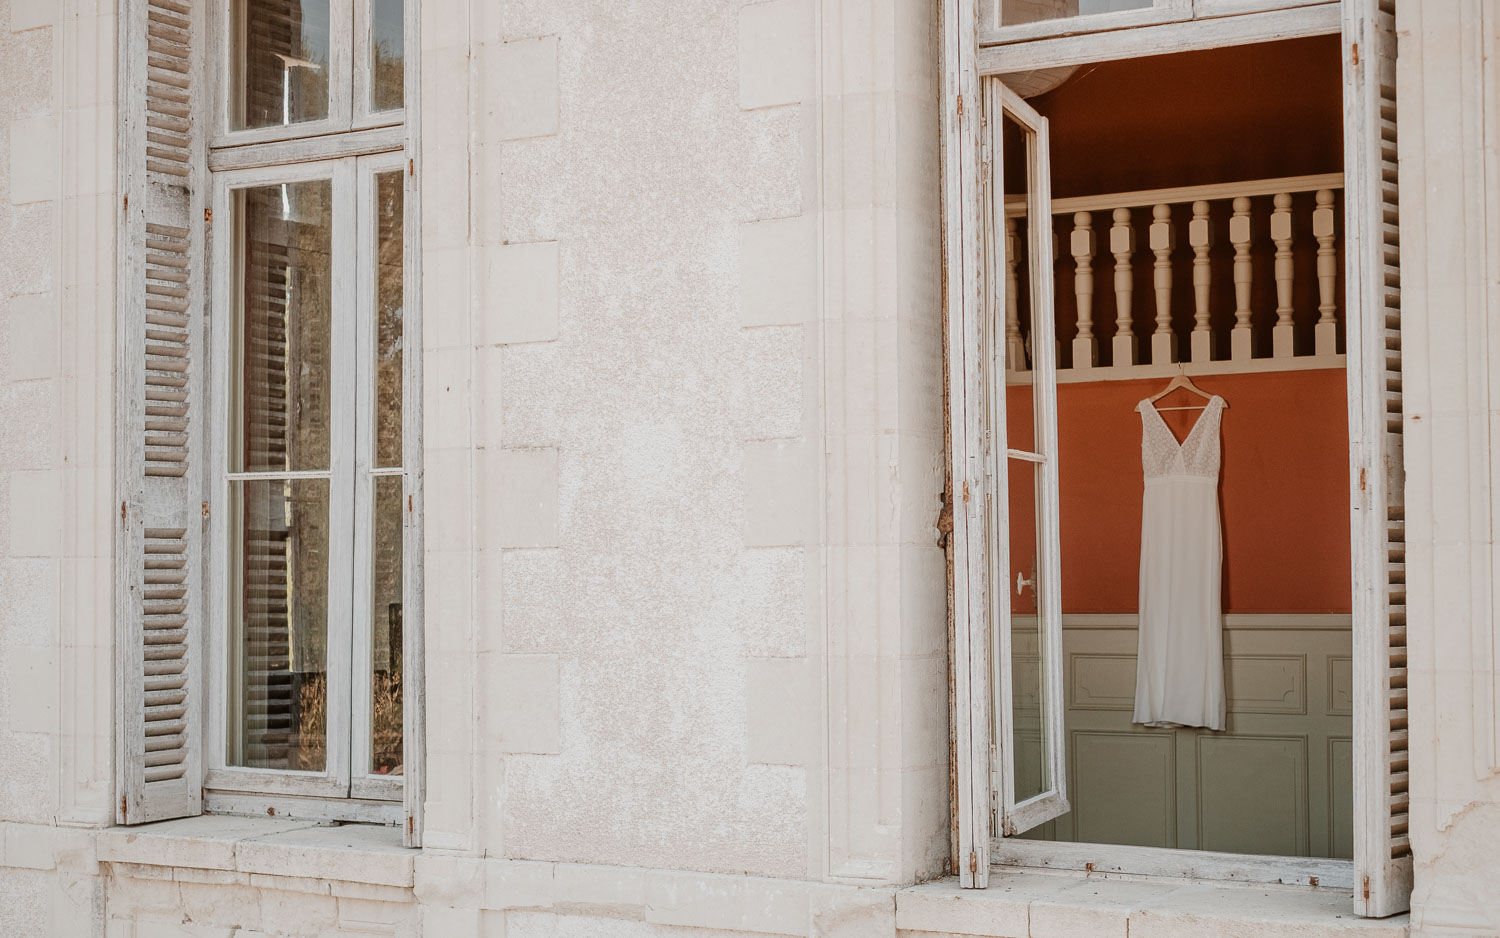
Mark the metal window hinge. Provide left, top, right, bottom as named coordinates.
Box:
left=204, top=208, right=212, bottom=223
left=1360, top=467, right=1367, bottom=492
left=957, top=94, right=964, bottom=117
left=1362, top=875, right=1370, bottom=900
left=119, top=795, right=127, bottom=821
left=1351, top=43, right=1360, bottom=66
left=120, top=500, right=127, bottom=521
left=202, top=501, right=210, bottom=519
left=408, top=158, right=415, bottom=177
left=968, top=850, right=978, bottom=874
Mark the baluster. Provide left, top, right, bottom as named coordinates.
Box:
left=1150, top=203, right=1177, bottom=365
left=1314, top=189, right=1338, bottom=356
left=1111, top=207, right=1137, bottom=368
left=1230, top=196, right=1253, bottom=361
left=1070, top=211, right=1097, bottom=369
left=1004, top=215, right=1025, bottom=371
left=1189, top=200, right=1213, bottom=362
left=1271, top=192, right=1295, bottom=357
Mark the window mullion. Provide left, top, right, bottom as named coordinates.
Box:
left=349, top=154, right=377, bottom=788
left=325, top=156, right=360, bottom=796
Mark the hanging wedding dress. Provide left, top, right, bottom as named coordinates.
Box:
left=1133, top=395, right=1227, bottom=731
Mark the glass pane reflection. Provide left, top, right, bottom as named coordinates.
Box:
left=233, top=0, right=332, bottom=130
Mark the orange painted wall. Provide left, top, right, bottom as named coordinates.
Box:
left=1005, top=370, right=1352, bottom=615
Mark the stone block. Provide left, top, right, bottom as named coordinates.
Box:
left=7, top=293, right=56, bottom=381
left=491, top=654, right=561, bottom=755
left=9, top=0, right=54, bottom=31
left=8, top=470, right=59, bottom=556
left=257, top=887, right=338, bottom=937
left=131, top=921, right=234, bottom=938
left=2, top=822, right=55, bottom=869
left=491, top=447, right=560, bottom=548
left=746, top=657, right=812, bottom=765
left=742, top=441, right=812, bottom=547
left=9, top=117, right=57, bottom=205
left=421, top=905, right=484, bottom=938
left=484, top=37, right=559, bottom=142
left=481, top=241, right=559, bottom=345
left=739, top=216, right=817, bottom=327
left=739, top=0, right=815, bottom=109
left=3, top=646, right=56, bottom=733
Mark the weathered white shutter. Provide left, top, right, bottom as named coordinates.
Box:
left=116, top=0, right=206, bottom=825
left=1344, top=0, right=1411, bottom=916
left=942, top=0, right=992, bottom=888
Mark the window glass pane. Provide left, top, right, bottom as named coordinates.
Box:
left=369, top=475, right=404, bottom=776
left=1001, top=0, right=1153, bottom=26
left=1006, top=460, right=1047, bottom=803
left=233, top=0, right=332, bottom=130
left=234, top=180, right=334, bottom=473
left=374, top=170, right=404, bottom=468
left=230, top=478, right=330, bottom=772
left=370, top=0, right=404, bottom=112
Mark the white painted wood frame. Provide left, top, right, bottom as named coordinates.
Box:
left=942, top=0, right=993, bottom=889
left=949, top=0, right=1413, bottom=916
left=206, top=158, right=358, bottom=802
left=977, top=3, right=1339, bottom=72
left=350, top=149, right=406, bottom=804
left=985, top=81, right=1069, bottom=839
left=979, top=0, right=1192, bottom=46
left=399, top=0, right=423, bottom=846
left=1342, top=0, right=1411, bottom=917
left=210, top=0, right=405, bottom=150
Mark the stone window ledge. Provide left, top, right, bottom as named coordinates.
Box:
left=95, top=815, right=415, bottom=889
left=896, top=873, right=1411, bottom=937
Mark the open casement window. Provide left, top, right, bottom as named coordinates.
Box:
left=944, top=69, right=1065, bottom=887
left=984, top=83, right=1068, bottom=840
left=1344, top=0, right=1411, bottom=917
left=116, top=0, right=209, bottom=827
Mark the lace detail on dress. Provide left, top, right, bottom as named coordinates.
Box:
left=1136, top=396, right=1224, bottom=479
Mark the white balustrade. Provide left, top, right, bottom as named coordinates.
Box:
left=1111, top=207, right=1137, bottom=368
left=1271, top=192, right=1296, bottom=357
left=1001, top=173, right=1345, bottom=383
left=1005, top=215, right=1025, bottom=371
left=1189, top=200, right=1213, bottom=363
left=1070, top=211, right=1097, bottom=370
left=1150, top=203, right=1177, bottom=366
left=1314, top=188, right=1338, bottom=356
left=1230, top=196, right=1254, bottom=362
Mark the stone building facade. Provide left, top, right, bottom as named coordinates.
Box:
left=0, top=0, right=1495, bottom=936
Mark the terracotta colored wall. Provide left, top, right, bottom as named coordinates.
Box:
left=1005, top=369, right=1352, bottom=614
left=1000, top=36, right=1346, bottom=365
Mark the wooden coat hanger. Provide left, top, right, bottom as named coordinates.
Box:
left=1145, top=365, right=1228, bottom=412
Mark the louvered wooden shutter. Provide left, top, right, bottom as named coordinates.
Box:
left=1345, top=0, right=1411, bottom=917
left=116, top=0, right=205, bottom=825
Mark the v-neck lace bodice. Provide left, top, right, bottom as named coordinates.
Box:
left=1136, top=396, right=1225, bottom=480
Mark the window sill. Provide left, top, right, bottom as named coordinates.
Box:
left=896, top=873, right=1410, bottom=937
left=95, top=815, right=415, bottom=888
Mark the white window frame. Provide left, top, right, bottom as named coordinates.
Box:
left=978, top=0, right=1332, bottom=47
left=983, top=82, right=1070, bottom=840
left=946, top=0, right=1407, bottom=908
left=212, top=0, right=403, bottom=150
left=199, top=0, right=418, bottom=827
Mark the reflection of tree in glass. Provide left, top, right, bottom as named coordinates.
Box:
left=242, top=0, right=332, bottom=128
left=370, top=0, right=404, bottom=113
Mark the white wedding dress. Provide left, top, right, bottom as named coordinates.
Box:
left=1133, top=395, right=1227, bottom=731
